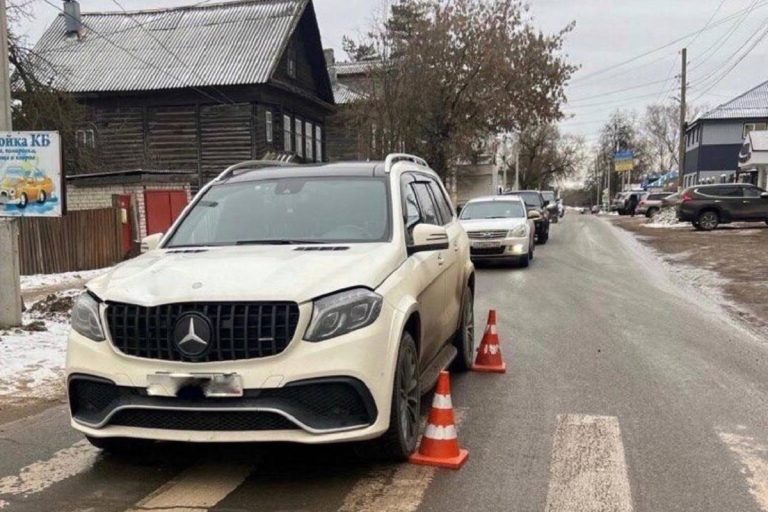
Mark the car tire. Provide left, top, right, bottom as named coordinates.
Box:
left=538, top=230, right=549, bottom=244
left=85, top=435, right=152, bottom=454
left=451, top=286, right=475, bottom=372
left=18, top=192, right=28, bottom=209
left=368, top=332, right=420, bottom=461
left=697, top=210, right=719, bottom=231
left=37, top=190, right=47, bottom=204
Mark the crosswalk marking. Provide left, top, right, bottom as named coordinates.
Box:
left=338, top=407, right=467, bottom=512
left=126, top=462, right=252, bottom=512
left=0, top=440, right=98, bottom=498
left=719, top=430, right=768, bottom=511
left=544, top=414, right=633, bottom=512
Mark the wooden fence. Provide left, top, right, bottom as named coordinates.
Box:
left=18, top=208, right=123, bottom=275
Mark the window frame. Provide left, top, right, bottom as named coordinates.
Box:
left=265, top=110, right=273, bottom=144
left=315, top=125, right=323, bottom=162
left=295, top=119, right=304, bottom=158
left=305, top=121, right=314, bottom=161
left=283, top=114, right=292, bottom=152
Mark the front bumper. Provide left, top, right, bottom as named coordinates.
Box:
left=66, top=301, right=403, bottom=443
left=469, top=236, right=529, bottom=259
left=0, top=190, right=20, bottom=205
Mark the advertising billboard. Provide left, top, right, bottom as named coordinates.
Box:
left=0, top=131, right=62, bottom=217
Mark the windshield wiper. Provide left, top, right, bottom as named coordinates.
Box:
left=235, top=239, right=324, bottom=245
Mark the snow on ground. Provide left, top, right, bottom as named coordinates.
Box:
left=20, top=267, right=111, bottom=292
left=645, top=207, right=690, bottom=228
left=0, top=291, right=78, bottom=405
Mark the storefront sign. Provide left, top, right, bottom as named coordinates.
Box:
left=0, top=131, right=62, bottom=217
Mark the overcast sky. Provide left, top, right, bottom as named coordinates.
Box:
left=15, top=0, right=768, bottom=147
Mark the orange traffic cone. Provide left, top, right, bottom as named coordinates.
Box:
left=472, top=309, right=507, bottom=373
left=409, top=371, right=469, bottom=470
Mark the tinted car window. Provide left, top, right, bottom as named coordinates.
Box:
left=459, top=201, right=526, bottom=219
left=402, top=180, right=421, bottom=228
left=743, top=187, right=763, bottom=198
left=412, top=183, right=440, bottom=225
left=167, top=177, right=391, bottom=247
left=428, top=179, right=453, bottom=225
left=510, top=192, right=543, bottom=208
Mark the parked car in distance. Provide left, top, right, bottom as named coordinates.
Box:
left=0, top=167, right=54, bottom=208
left=459, top=195, right=535, bottom=267
left=541, top=190, right=559, bottom=223
left=590, top=205, right=600, bottom=214
left=636, top=192, right=671, bottom=218
left=66, top=154, right=476, bottom=461
left=610, top=190, right=645, bottom=215
left=661, top=192, right=681, bottom=208
left=677, top=183, right=768, bottom=230
left=504, top=190, right=550, bottom=244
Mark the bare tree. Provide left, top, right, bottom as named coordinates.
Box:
left=513, top=123, right=587, bottom=189
left=643, top=103, right=679, bottom=173
left=345, top=0, right=577, bottom=178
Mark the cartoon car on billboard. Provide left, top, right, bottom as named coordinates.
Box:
left=0, top=167, right=54, bottom=208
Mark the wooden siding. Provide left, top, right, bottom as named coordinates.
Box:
left=93, top=106, right=145, bottom=172
left=147, top=106, right=198, bottom=171
left=19, top=208, right=123, bottom=275
left=200, top=103, right=253, bottom=181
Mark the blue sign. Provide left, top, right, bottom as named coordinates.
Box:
left=613, top=150, right=634, bottom=160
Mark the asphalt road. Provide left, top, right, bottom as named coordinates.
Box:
left=2, top=213, right=768, bottom=511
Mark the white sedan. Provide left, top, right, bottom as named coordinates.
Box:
left=459, top=195, right=535, bottom=267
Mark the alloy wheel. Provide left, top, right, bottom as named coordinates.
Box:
left=699, top=212, right=718, bottom=230
left=398, top=343, right=419, bottom=446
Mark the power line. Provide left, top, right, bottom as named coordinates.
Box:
left=567, top=77, right=672, bottom=104
left=688, top=0, right=761, bottom=74
left=568, top=0, right=768, bottom=86
left=40, top=0, right=227, bottom=105
left=109, top=0, right=236, bottom=105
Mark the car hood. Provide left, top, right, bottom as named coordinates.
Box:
left=87, top=244, right=404, bottom=306
left=0, top=177, right=20, bottom=189
left=459, top=218, right=527, bottom=231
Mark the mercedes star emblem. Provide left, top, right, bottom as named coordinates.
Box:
left=173, top=313, right=212, bottom=357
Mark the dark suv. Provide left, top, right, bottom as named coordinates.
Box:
left=677, top=183, right=768, bottom=230
left=505, top=190, right=550, bottom=243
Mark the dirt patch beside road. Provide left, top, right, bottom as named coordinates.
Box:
left=609, top=216, right=768, bottom=336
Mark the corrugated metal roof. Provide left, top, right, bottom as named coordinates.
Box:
left=332, top=82, right=362, bottom=105
left=748, top=130, right=768, bottom=151
left=333, top=60, right=375, bottom=76
left=701, top=80, right=768, bottom=120
left=32, top=0, right=307, bottom=93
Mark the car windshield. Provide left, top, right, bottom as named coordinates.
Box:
left=166, top=177, right=391, bottom=247
left=509, top=192, right=542, bottom=208
left=460, top=201, right=526, bottom=220
left=3, top=168, right=24, bottom=178
left=541, top=191, right=556, bottom=203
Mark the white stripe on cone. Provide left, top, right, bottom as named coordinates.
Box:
left=431, top=393, right=453, bottom=410
left=424, top=424, right=458, bottom=440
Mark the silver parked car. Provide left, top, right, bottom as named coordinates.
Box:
left=459, top=195, right=535, bottom=267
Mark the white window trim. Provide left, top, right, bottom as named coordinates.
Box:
left=315, top=125, right=323, bottom=162
left=266, top=111, right=273, bottom=144
left=295, top=119, right=304, bottom=158
left=283, top=114, right=292, bottom=152
left=305, top=121, right=313, bottom=161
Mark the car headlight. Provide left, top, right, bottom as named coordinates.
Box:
left=508, top=225, right=526, bottom=237
left=71, top=292, right=105, bottom=341
left=305, top=288, right=383, bottom=342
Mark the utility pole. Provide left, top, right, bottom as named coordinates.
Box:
left=595, top=153, right=600, bottom=206
left=678, top=47, right=687, bottom=189
left=0, top=0, right=22, bottom=329
left=514, top=147, right=520, bottom=190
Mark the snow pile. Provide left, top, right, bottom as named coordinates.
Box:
left=20, top=267, right=110, bottom=292
left=645, top=207, right=689, bottom=228
left=0, top=292, right=77, bottom=404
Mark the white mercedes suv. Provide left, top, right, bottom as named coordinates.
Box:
left=66, top=154, right=475, bottom=460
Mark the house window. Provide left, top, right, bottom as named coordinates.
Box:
left=315, top=126, right=323, bottom=162
left=305, top=121, right=313, bottom=161
left=744, top=122, right=767, bottom=138
left=283, top=114, right=292, bottom=151
left=77, top=129, right=95, bottom=148
left=295, top=119, right=304, bottom=158
left=266, top=110, right=273, bottom=144
left=287, top=45, right=297, bottom=78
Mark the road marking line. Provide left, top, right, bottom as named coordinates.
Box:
left=0, top=440, right=99, bottom=498
left=544, top=414, right=633, bottom=512
left=338, top=408, right=467, bottom=512
left=719, top=430, right=768, bottom=511
left=126, top=462, right=251, bottom=512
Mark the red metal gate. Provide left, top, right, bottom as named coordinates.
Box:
left=144, top=190, right=188, bottom=235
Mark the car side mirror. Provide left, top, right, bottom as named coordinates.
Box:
left=761, top=192, right=768, bottom=198
left=140, top=233, right=163, bottom=253
left=527, top=210, right=541, bottom=220
left=543, top=200, right=550, bottom=207
left=408, top=224, right=449, bottom=255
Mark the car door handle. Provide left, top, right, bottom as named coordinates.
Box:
left=437, top=254, right=445, bottom=265
left=743, top=201, right=750, bottom=204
